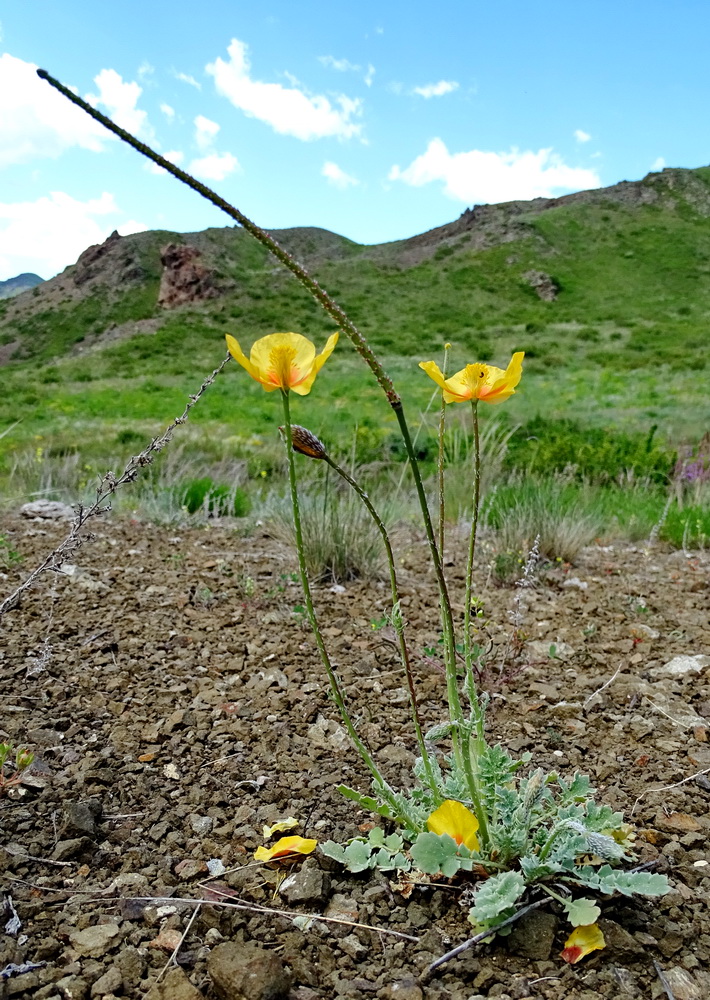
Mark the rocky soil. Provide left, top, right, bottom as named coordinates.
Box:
left=1, top=510, right=709, bottom=1000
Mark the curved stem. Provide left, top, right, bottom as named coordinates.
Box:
left=437, top=344, right=451, bottom=561
left=280, top=391, right=388, bottom=790
left=463, top=401, right=484, bottom=736
left=323, top=455, right=438, bottom=799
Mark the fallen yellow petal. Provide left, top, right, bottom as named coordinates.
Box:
left=263, top=817, right=300, bottom=839
left=426, top=800, right=480, bottom=851
left=253, top=835, right=317, bottom=863
left=561, top=923, right=606, bottom=964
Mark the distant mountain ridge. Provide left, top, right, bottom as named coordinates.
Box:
left=0, top=164, right=709, bottom=369
left=0, top=272, right=43, bottom=300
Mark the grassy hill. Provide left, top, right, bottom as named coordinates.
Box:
left=0, top=165, right=708, bottom=549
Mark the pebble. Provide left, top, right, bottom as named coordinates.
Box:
left=144, top=967, right=206, bottom=1000
left=664, top=966, right=702, bottom=1000
left=207, top=940, right=291, bottom=1000
left=63, top=798, right=102, bottom=838
left=90, top=965, right=122, bottom=997
left=505, top=911, right=557, bottom=960
left=650, top=654, right=710, bottom=679
left=69, top=923, right=121, bottom=959
left=279, top=858, right=332, bottom=906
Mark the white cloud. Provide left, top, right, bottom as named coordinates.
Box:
left=322, top=161, right=359, bottom=189
left=364, top=64, right=375, bottom=87
left=0, top=191, right=147, bottom=279
left=137, top=61, right=154, bottom=79
left=651, top=156, right=666, bottom=171
left=87, top=68, right=151, bottom=137
left=207, top=38, right=362, bottom=141
left=189, top=152, right=240, bottom=181
left=413, top=80, right=459, bottom=99
left=574, top=129, right=591, bottom=143
left=389, top=138, right=601, bottom=204
left=147, top=150, right=185, bottom=175
left=194, top=114, right=220, bottom=150
left=176, top=71, right=201, bottom=89
left=319, top=55, right=359, bottom=72
left=0, top=53, right=107, bottom=167
left=160, top=103, right=175, bottom=119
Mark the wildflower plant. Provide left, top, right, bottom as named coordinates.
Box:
left=37, top=69, right=670, bottom=954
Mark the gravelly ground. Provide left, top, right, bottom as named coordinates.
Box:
left=1, top=510, right=709, bottom=1000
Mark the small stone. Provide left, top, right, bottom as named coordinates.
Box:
left=650, top=655, right=710, bottom=679
left=55, top=975, right=91, bottom=999
left=279, top=859, right=331, bottom=906
left=562, top=577, right=588, bottom=590
left=52, top=838, right=88, bottom=861
left=664, top=967, right=702, bottom=1000
left=69, top=923, right=121, bottom=958
left=207, top=941, right=290, bottom=1000
left=506, top=911, right=558, bottom=960
left=117, top=945, right=145, bottom=987
left=597, top=919, right=644, bottom=957
left=90, top=965, right=122, bottom=996
left=63, top=798, right=102, bottom=838
left=380, top=978, right=423, bottom=1000
left=338, top=934, right=367, bottom=960
left=189, top=814, right=213, bottom=835
left=175, top=858, right=208, bottom=879
left=655, top=811, right=702, bottom=833
left=144, top=967, right=206, bottom=1000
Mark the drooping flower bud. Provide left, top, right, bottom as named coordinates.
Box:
left=282, top=425, right=328, bottom=460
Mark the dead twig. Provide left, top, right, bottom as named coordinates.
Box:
left=583, top=664, right=622, bottom=710
left=0, top=354, right=230, bottom=621
left=427, top=899, right=544, bottom=974
left=156, top=903, right=200, bottom=982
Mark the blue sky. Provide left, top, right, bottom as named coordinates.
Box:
left=1, top=0, right=708, bottom=280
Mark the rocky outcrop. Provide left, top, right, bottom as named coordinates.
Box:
left=72, top=230, right=146, bottom=289
left=523, top=269, right=559, bottom=301
left=157, top=243, right=220, bottom=308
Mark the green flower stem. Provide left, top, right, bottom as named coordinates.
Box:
left=281, top=392, right=388, bottom=790
left=437, top=344, right=451, bottom=559
left=463, top=401, right=484, bottom=741
left=391, top=403, right=491, bottom=850
left=322, top=454, right=439, bottom=799
left=457, top=399, right=491, bottom=847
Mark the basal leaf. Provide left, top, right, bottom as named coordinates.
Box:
left=563, top=897, right=602, bottom=927
left=468, top=870, right=526, bottom=923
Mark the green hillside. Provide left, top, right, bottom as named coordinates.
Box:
left=0, top=165, right=708, bottom=542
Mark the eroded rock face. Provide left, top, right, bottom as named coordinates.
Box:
left=157, top=243, right=220, bottom=308
left=523, top=269, right=559, bottom=301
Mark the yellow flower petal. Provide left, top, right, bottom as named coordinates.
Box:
left=226, top=331, right=337, bottom=393
left=262, top=817, right=300, bottom=839
left=561, top=923, right=606, bottom=964
left=294, top=332, right=339, bottom=395
left=426, top=800, right=480, bottom=851
left=419, top=360, right=451, bottom=393
left=420, top=352, right=524, bottom=405
left=253, top=835, right=317, bottom=862
left=226, top=334, right=261, bottom=383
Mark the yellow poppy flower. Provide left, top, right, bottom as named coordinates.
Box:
left=253, top=835, right=317, bottom=862
left=226, top=331, right=339, bottom=395
left=419, top=351, right=524, bottom=405
left=561, top=923, right=606, bottom=964
left=426, top=800, right=480, bottom=851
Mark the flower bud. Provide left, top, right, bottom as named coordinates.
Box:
left=282, top=425, right=328, bottom=460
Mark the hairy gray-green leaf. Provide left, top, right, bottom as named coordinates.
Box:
left=563, top=896, right=602, bottom=927
left=468, top=870, right=527, bottom=924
